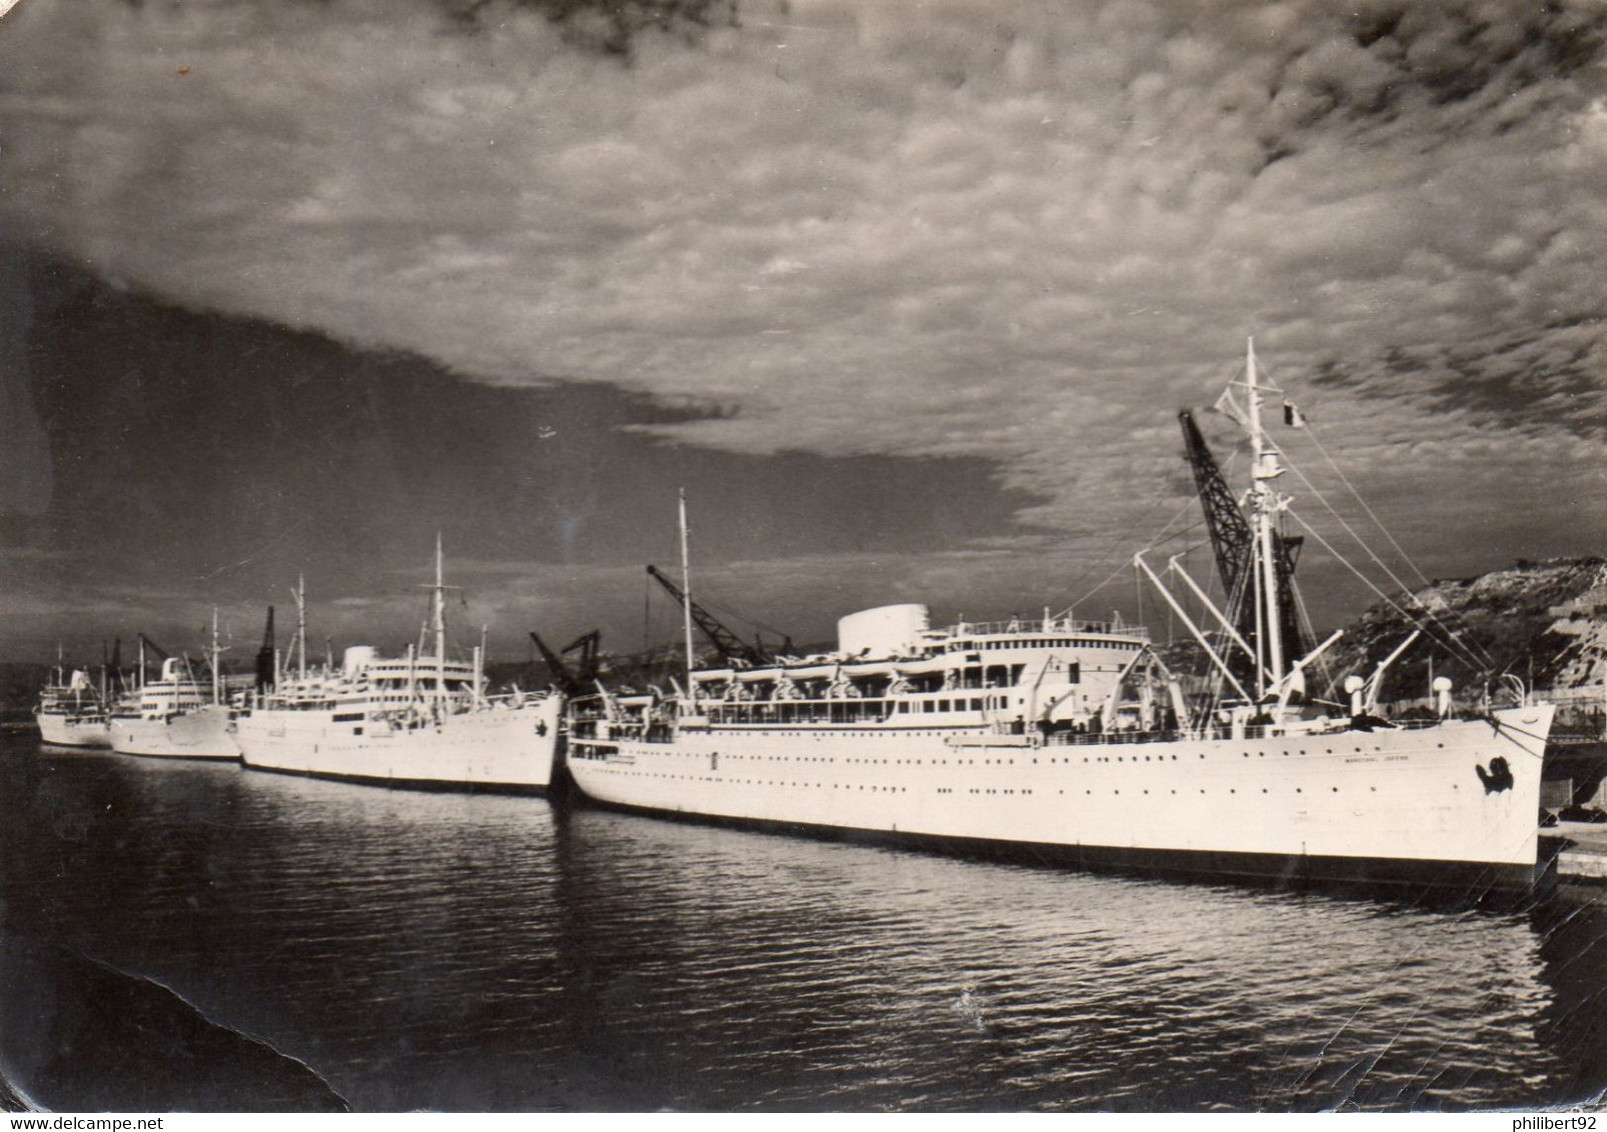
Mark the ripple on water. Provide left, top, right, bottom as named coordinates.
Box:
left=1, top=739, right=1603, bottom=1110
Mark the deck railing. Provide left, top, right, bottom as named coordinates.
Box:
left=944, top=618, right=1150, bottom=640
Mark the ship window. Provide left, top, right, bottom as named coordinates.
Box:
left=939, top=699, right=950, bottom=711
left=970, top=698, right=982, bottom=711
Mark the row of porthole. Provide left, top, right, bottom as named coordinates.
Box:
left=610, top=761, right=1427, bottom=792
left=703, top=733, right=1452, bottom=756
left=714, top=754, right=948, bottom=766
left=624, top=772, right=910, bottom=793
left=1088, top=785, right=1385, bottom=796
left=1084, top=754, right=1185, bottom=764
left=601, top=768, right=1458, bottom=800
left=1076, top=747, right=1436, bottom=763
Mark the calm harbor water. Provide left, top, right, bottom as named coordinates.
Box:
left=1, top=732, right=1605, bottom=1112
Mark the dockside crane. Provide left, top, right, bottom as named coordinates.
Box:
left=645, top=564, right=790, bottom=667
left=529, top=629, right=603, bottom=697
left=1178, top=410, right=1308, bottom=685
left=255, top=606, right=276, bottom=691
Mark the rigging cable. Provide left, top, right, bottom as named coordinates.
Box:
left=1271, top=439, right=1494, bottom=670
left=1289, top=576, right=1336, bottom=696
left=1286, top=509, right=1487, bottom=673
left=1301, top=420, right=1434, bottom=590
left=1248, top=368, right=1496, bottom=669
left=1060, top=496, right=1197, bottom=619
left=1058, top=448, right=1242, bottom=621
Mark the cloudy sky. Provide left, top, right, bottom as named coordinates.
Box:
left=0, top=0, right=1603, bottom=666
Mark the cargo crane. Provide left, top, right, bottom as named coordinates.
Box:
left=645, top=563, right=790, bottom=667
left=529, top=629, right=602, bottom=697
left=1178, top=410, right=1307, bottom=687
left=254, top=606, right=276, bottom=691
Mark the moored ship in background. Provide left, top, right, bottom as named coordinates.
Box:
left=233, top=542, right=563, bottom=792
left=568, top=343, right=1555, bottom=890
left=108, top=616, right=238, bottom=760
left=35, top=663, right=112, bottom=748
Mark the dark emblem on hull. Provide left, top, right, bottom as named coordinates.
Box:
left=1475, top=756, right=1514, bottom=794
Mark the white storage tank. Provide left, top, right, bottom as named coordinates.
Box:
left=838, top=604, right=929, bottom=658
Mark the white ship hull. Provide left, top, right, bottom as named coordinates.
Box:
left=109, top=705, right=238, bottom=760
left=36, top=713, right=111, bottom=748
left=569, top=704, right=1554, bottom=889
left=236, top=695, right=563, bottom=792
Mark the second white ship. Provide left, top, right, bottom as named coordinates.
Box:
left=109, top=618, right=239, bottom=760
left=233, top=544, right=563, bottom=792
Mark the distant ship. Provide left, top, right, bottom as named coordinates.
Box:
left=233, top=542, right=563, bottom=792
left=568, top=343, right=1554, bottom=890
left=35, top=664, right=111, bottom=748
left=108, top=618, right=238, bottom=760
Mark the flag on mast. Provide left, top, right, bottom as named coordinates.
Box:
left=1282, top=400, right=1307, bottom=428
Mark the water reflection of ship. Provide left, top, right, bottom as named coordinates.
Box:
left=1534, top=898, right=1607, bottom=1106
left=569, top=343, right=1554, bottom=891
left=547, top=806, right=1573, bottom=1111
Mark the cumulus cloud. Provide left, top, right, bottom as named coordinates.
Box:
left=1, top=0, right=1603, bottom=634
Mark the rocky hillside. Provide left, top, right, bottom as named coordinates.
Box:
left=1317, top=557, right=1607, bottom=706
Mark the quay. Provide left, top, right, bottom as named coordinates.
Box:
left=1544, top=822, right=1607, bottom=892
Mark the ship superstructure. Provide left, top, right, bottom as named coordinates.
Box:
left=568, top=344, right=1554, bottom=890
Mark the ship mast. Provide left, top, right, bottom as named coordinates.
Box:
left=678, top=488, right=696, bottom=702
left=475, top=623, right=487, bottom=707
left=210, top=607, right=222, bottom=705
left=294, top=573, right=307, bottom=681
left=1244, top=338, right=1286, bottom=692
left=433, top=533, right=447, bottom=704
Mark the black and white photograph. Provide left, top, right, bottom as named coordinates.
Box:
left=0, top=0, right=1605, bottom=1114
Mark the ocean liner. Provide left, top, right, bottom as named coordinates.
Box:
left=35, top=664, right=111, bottom=748
left=109, top=615, right=238, bottom=760
left=233, top=543, right=563, bottom=792
left=568, top=343, right=1555, bottom=889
